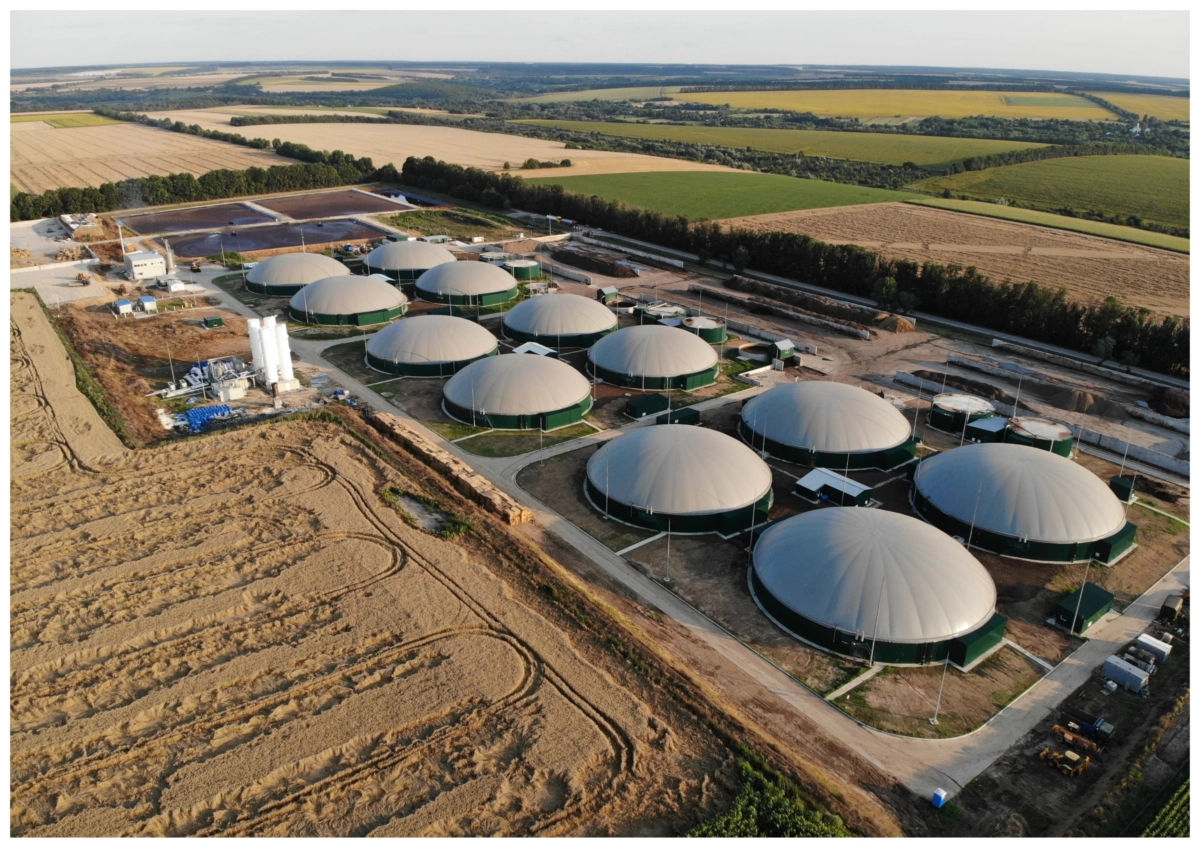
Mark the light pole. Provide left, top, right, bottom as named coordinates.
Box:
left=1071, top=557, right=1093, bottom=635
left=931, top=657, right=950, bottom=725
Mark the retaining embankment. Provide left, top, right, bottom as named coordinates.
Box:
left=991, top=340, right=1184, bottom=393
left=686, top=284, right=869, bottom=340
left=369, top=412, right=533, bottom=525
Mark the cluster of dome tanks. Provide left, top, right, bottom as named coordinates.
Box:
left=581, top=380, right=1137, bottom=669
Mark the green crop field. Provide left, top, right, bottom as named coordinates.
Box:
left=674, top=89, right=1117, bottom=120
left=907, top=198, right=1190, bottom=253
left=11, top=112, right=121, bottom=128
left=1141, top=778, right=1189, bottom=837
left=519, top=86, right=682, bottom=103
left=515, top=120, right=1045, bottom=167
left=1088, top=92, right=1190, bottom=122
left=914, top=154, right=1189, bottom=230
left=525, top=170, right=919, bottom=219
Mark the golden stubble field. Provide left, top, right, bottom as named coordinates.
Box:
left=9, top=292, right=734, bottom=837
left=10, top=122, right=283, bottom=195
left=722, top=202, right=1191, bottom=318
left=151, top=108, right=736, bottom=177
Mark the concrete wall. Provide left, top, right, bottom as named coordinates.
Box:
left=687, top=285, right=868, bottom=340
left=991, top=340, right=1180, bottom=394
left=894, top=372, right=1189, bottom=477
left=573, top=235, right=686, bottom=268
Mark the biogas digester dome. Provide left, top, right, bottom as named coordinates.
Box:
left=415, top=261, right=519, bottom=306
left=363, top=240, right=456, bottom=283
left=365, top=315, right=498, bottom=377
left=739, top=382, right=917, bottom=471
left=442, top=354, right=592, bottom=430
left=750, top=509, right=1005, bottom=667
left=586, top=425, right=773, bottom=534
left=502, top=293, right=618, bottom=348
left=913, top=443, right=1136, bottom=563
left=288, top=275, right=407, bottom=326
left=245, top=253, right=348, bottom=296
left=587, top=325, right=719, bottom=391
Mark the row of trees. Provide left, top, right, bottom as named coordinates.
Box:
left=949, top=141, right=1171, bottom=173
left=400, top=156, right=1189, bottom=376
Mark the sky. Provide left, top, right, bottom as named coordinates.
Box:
left=9, top=9, right=1190, bottom=80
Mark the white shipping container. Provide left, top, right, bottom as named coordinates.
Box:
left=1136, top=633, right=1172, bottom=664
left=1102, top=655, right=1149, bottom=693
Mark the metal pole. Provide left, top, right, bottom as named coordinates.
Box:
left=167, top=344, right=176, bottom=384
left=868, top=571, right=885, bottom=666
left=666, top=518, right=671, bottom=583
left=931, top=656, right=950, bottom=725
left=605, top=449, right=610, bottom=519
left=1124, top=466, right=1139, bottom=521
left=1117, top=440, right=1130, bottom=478
left=960, top=404, right=970, bottom=447
left=1071, top=558, right=1092, bottom=634
left=940, top=369, right=948, bottom=395
left=966, top=481, right=983, bottom=550
left=912, top=383, right=921, bottom=441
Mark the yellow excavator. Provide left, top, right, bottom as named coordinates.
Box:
left=1040, top=746, right=1091, bottom=777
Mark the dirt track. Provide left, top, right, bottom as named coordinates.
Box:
left=9, top=292, right=737, bottom=837
left=721, top=203, right=1190, bottom=318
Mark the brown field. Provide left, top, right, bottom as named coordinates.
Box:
left=10, top=73, right=247, bottom=92
left=11, top=122, right=282, bottom=195
left=722, top=203, right=1190, bottom=318
left=9, top=290, right=740, bottom=836
left=150, top=108, right=737, bottom=177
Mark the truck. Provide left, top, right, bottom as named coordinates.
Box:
left=1102, top=655, right=1150, bottom=695
left=1061, top=707, right=1117, bottom=746
left=1159, top=594, right=1185, bottom=622
left=1052, top=725, right=1101, bottom=755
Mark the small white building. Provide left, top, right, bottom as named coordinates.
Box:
left=125, top=250, right=166, bottom=281
left=138, top=296, right=158, bottom=313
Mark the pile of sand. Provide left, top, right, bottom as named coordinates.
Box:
left=879, top=315, right=916, bottom=333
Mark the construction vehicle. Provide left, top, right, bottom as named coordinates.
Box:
left=1040, top=747, right=1092, bottom=777
left=190, top=261, right=202, bottom=273
left=72, top=272, right=91, bottom=287
left=1062, top=708, right=1117, bottom=746
left=1053, top=725, right=1101, bottom=756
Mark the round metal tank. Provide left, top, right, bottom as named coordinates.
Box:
left=287, top=275, right=407, bottom=326
left=365, top=315, right=498, bottom=377
left=587, top=325, right=719, bottom=391
left=503, top=259, right=541, bottom=281
left=363, top=240, right=456, bottom=282
left=928, top=393, right=996, bottom=434
left=415, top=261, right=520, bottom=306
left=502, top=293, right=617, bottom=348
left=245, top=253, right=348, bottom=296
left=683, top=315, right=728, bottom=344
left=442, top=353, right=592, bottom=430
left=1007, top=417, right=1075, bottom=457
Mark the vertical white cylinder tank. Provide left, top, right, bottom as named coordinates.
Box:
left=275, top=322, right=294, bottom=381
left=261, top=315, right=279, bottom=385
left=247, top=318, right=265, bottom=374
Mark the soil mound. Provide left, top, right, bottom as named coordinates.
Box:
left=1150, top=387, right=1190, bottom=419
left=879, top=315, right=916, bottom=333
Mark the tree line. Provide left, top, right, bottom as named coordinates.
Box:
left=400, top=156, right=1188, bottom=376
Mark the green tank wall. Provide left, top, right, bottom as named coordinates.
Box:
left=685, top=323, right=728, bottom=343
left=737, top=420, right=917, bottom=471
left=443, top=394, right=591, bottom=431
left=1006, top=430, right=1074, bottom=457
left=364, top=265, right=432, bottom=283
left=590, top=362, right=718, bottom=391
left=586, top=478, right=772, bottom=534
left=247, top=280, right=305, bottom=296
left=928, top=406, right=994, bottom=434
left=750, top=568, right=1005, bottom=666
left=364, top=347, right=495, bottom=377
left=505, top=263, right=541, bottom=281
left=288, top=303, right=406, bottom=326
left=504, top=324, right=614, bottom=348
left=913, top=486, right=1137, bottom=563
left=419, top=287, right=518, bottom=307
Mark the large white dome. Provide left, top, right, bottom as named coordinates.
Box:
left=364, top=240, right=456, bottom=273
left=588, top=325, right=718, bottom=378
left=503, top=294, right=617, bottom=340
left=365, top=315, right=497, bottom=366
left=753, top=509, right=997, bottom=643
left=288, top=275, right=407, bottom=317
left=246, top=253, right=347, bottom=288
left=741, top=381, right=912, bottom=454
left=587, top=425, right=772, bottom=516
left=443, top=354, right=591, bottom=417
left=415, top=261, right=518, bottom=299
left=914, top=443, right=1126, bottom=544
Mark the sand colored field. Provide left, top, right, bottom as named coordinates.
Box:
left=675, top=89, right=1117, bottom=120
left=150, top=108, right=736, bottom=177
left=9, top=292, right=733, bottom=837
left=1086, top=92, right=1190, bottom=122
left=721, top=202, right=1190, bottom=318
left=11, top=122, right=283, bottom=195
left=11, top=73, right=246, bottom=92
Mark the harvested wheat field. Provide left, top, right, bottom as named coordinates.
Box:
left=10, top=122, right=282, bottom=195
left=151, top=109, right=736, bottom=177
left=9, top=292, right=738, bottom=837
left=722, top=202, right=1190, bottom=318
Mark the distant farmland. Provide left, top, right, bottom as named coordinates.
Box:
left=524, top=170, right=918, bottom=219
left=914, top=154, right=1189, bottom=231
left=673, top=89, right=1118, bottom=121
left=11, top=112, right=121, bottom=128
left=515, top=120, right=1045, bottom=167
left=1087, top=92, right=1190, bottom=122
left=519, top=86, right=682, bottom=103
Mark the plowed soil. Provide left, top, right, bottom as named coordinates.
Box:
left=721, top=203, right=1190, bottom=318
left=10, top=292, right=740, bottom=837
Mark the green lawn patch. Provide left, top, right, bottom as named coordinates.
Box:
left=378, top=207, right=519, bottom=241
left=515, top=120, right=1045, bottom=167
left=526, top=170, right=918, bottom=220
left=12, top=112, right=121, bottom=128
left=456, top=420, right=595, bottom=458
left=906, top=197, right=1189, bottom=253
left=913, top=154, right=1189, bottom=232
